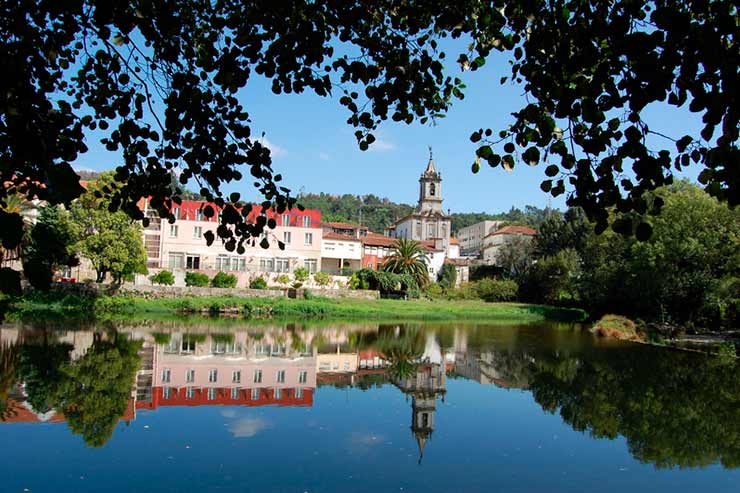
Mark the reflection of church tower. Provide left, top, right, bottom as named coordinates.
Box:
left=411, top=393, right=436, bottom=465
left=418, top=147, right=443, bottom=213
left=394, top=362, right=446, bottom=465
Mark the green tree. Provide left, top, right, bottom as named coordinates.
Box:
left=56, top=333, right=142, bottom=447
left=382, top=239, right=430, bottom=287
left=313, top=271, right=331, bottom=287
left=184, top=271, right=210, bottom=287
left=496, top=236, right=535, bottom=283
left=22, top=206, right=78, bottom=290
left=69, top=173, right=147, bottom=283
left=17, top=337, right=73, bottom=413
left=293, top=267, right=310, bottom=283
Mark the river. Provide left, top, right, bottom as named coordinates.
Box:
left=1, top=318, right=738, bottom=492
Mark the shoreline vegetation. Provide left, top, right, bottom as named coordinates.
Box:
left=2, top=291, right=587, bottom=324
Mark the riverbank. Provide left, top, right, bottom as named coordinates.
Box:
left=2, top=292, right=588, bottom=323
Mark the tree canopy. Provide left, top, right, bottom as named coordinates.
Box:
left=2, top=0, right=737, bottom=257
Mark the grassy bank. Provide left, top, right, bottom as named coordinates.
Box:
left=4, top=292, right=588, bottom=323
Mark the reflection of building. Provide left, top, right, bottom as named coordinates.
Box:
left=140, top=332, right=318, bottom=411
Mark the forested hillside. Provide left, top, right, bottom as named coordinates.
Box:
left=296, top=192, right=555, bottom=233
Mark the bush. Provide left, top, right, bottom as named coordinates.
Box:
left=249, top=277, right=268, bottom=289
left=313, top=271, right=331, bottom=287
left=348, top=268, right=417, bottom=295
left=211, top=271, right=237, bottom=288
left=437, top=264, right=457, bottom=290
left=150, top=270, right=175, bottom=286
left=426, top=282, right=445, bottom=298
left=185, top=271, right=210, bottom=287
left=303, top=288, right=314, bottom=299
left=590, top=314, right=641, bottom=341
left=293, top=267, right=310, bottom=282
left=275, top=274, right=290, bottom=286
left=473, top=278, right=518, bottom=302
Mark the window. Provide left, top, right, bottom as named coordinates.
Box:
left=195, top=209, right=204, bottom=221
left=162, top=368, right=171, bottom=383
left=232, top=371, right=241, bottom=383
left=295, top=388, right=303, bottom=399
left=304, top=259, right=317, bottom=273
left=207, top=388, right=217, bottom=401
left=298, top=370, right=307, bottom=384
left=212, top=340, right=239, bottom=354
left=282, top=214, right=290, bottom=226
left=186, top=369, right=195, bottom=383
left=186, top=255, right=200, bottom=270
left=304, top=232, right=313, bottom=245
left=216, top=255, right=230, bottom=271
left=231, top=257, right=246, bottom=271
left=259, top=258, right=274, bottom=272
left=251, top=388, right=260, bottom=400
left=427, top=223, right=435, bottom=238
left=429, top=183, right=436, bottom=196
left=275, top=258, right=290, bottom=273
left=277, top=370, right=285, bottom=383
left=172, top=207, right=181, bottom=220
left=181, top=338, right=196, bottom=353
left=208, top=369, right=218, bottom=383
left=254, top=369, right=262, bottom=383
left=186, top=387, right=195, bottom=399
left=283, top=231, right=291, bottom=244
left=163, top=387, right=172, bottom=400
left=169, top=224, right=178, bottom=237
left=231, top=388, right=240, bottom=400
left=416, top=221, right=422, bottom=237
left=168, top=253, right=184, bottom=269
left=302, top=215, right=311, bottom=228
left=193, top=226, right=202, bottom=239
left=274, top=388, right=282, bottom=400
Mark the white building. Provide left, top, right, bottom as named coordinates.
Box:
left=457, top=220, right=504, bottom=256
left=481, top=225, right=537, bottom=265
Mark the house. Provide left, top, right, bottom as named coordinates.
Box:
left=480, top=225, right=537, bottom=265
left=457, top=220, right=504, bottom=256
left=321, top=231, right=362, bottom=274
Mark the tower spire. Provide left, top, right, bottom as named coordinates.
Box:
left=424, top=146, right=436, bottom=175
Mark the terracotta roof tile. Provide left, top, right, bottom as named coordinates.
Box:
left=490, top=225, right=537, bottom=236
left=322, top=232, right=360, bottom=241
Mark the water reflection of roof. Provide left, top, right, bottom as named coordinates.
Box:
left=1, top=398, right=136, bottom=424
left=136, top=387, right=313, bottom=410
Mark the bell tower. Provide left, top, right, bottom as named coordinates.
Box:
left=418, top=147, right=443, bottom=213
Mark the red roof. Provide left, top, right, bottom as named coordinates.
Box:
left=323, top=221, right=368, bottom=230
left=490, top=225, right=536, bottom=236
left=161, top=199, right=322, bottom=227
left=449, top=237, right=459, bottom=245
left=322, top=231, right=360, bottom=241
left=362, top=233, right=437, bottom=252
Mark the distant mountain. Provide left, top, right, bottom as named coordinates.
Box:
left=297, top=192, right=556, bottom=233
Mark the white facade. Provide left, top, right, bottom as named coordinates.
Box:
left=457, top=220, right=504, bottom=256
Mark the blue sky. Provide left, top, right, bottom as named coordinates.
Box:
left=72, top=44, right=703, bottom=215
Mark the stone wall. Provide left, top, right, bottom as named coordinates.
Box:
left=43, top=282, right=379, bottom=300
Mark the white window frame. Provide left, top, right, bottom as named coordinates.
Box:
left=193, top=226, right=202, bottom=239
left=186, top=254, right=200, bottom=270
left=283, top=231, right=291, bottom=244
left=232, top=370, right=241, bottom=383
left=195, top=209, right=204, bottom=221
left=282, top=214, right=290, bottom=226
left=186, top=369, right=195, bottom=383
left=208, top=369, right=218, bottom=383
left=304, top=232, right=313, bottom=245
left=251, top=388, right=260, bottom=400
left=169, top=224, right=178, bottom=237
left=231, top=387, right=240, bottom=400
left=274, top=388, right=282, bottom=400
left=186, top=387, right=195, bottom=399
left=207, top=388, right=217, bottom=400
left=277, top=370, right=285, bottom=383
left=304, top=259, right=317, bottom=274
left=303, top=215, right=311, bottom=228
left=254, top=369, right=262, bottom=383
left=162, top=368, right=171, bottom=383
left=298, top=370, right=307, bottom=384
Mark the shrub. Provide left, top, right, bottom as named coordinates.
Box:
left=473, top=278, right=518, bottom=302
left=150, top=270, right=175, bottom=286
left=249, top=277, right=268, bottom=289
left=293, top=267, right=310, bottom=282
left=185, top=271, right=210, bottom=287
left=313, top=271, right=331, bottom=287
left=303, top=288, right=314, bottom=299
left=590, top=314, right=641, bottom=341
left=292, top=281, right=303, bottom=289
left=275, top=274, right=290, bottom=286
left=426, top=282, right=445, bottom=298
left=437, top=264, right=457, bottom=290
left=211, top=271, right=237, bottom=288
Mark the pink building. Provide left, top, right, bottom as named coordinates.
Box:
left=142, top=199, right=323, bottom=286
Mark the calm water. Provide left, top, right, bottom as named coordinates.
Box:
left=1, top=319, right=739, bottom=493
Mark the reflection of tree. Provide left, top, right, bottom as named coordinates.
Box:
left=529, top=348, right=740, bottom=469
left=0, top=340, right=19, bottom=420
left=375, top=327, right=425, bottom=381
left=17, top=335, right=72, bottom=413
left=56, top=333, right=142, bottom=447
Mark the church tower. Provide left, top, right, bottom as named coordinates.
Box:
left=418, top=147, right=443, bottom=213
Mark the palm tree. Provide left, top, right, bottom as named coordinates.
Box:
left=381, top=238, right=430, bottom=287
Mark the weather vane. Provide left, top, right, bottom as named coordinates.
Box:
left=428, top=145, right=433, bottom=160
